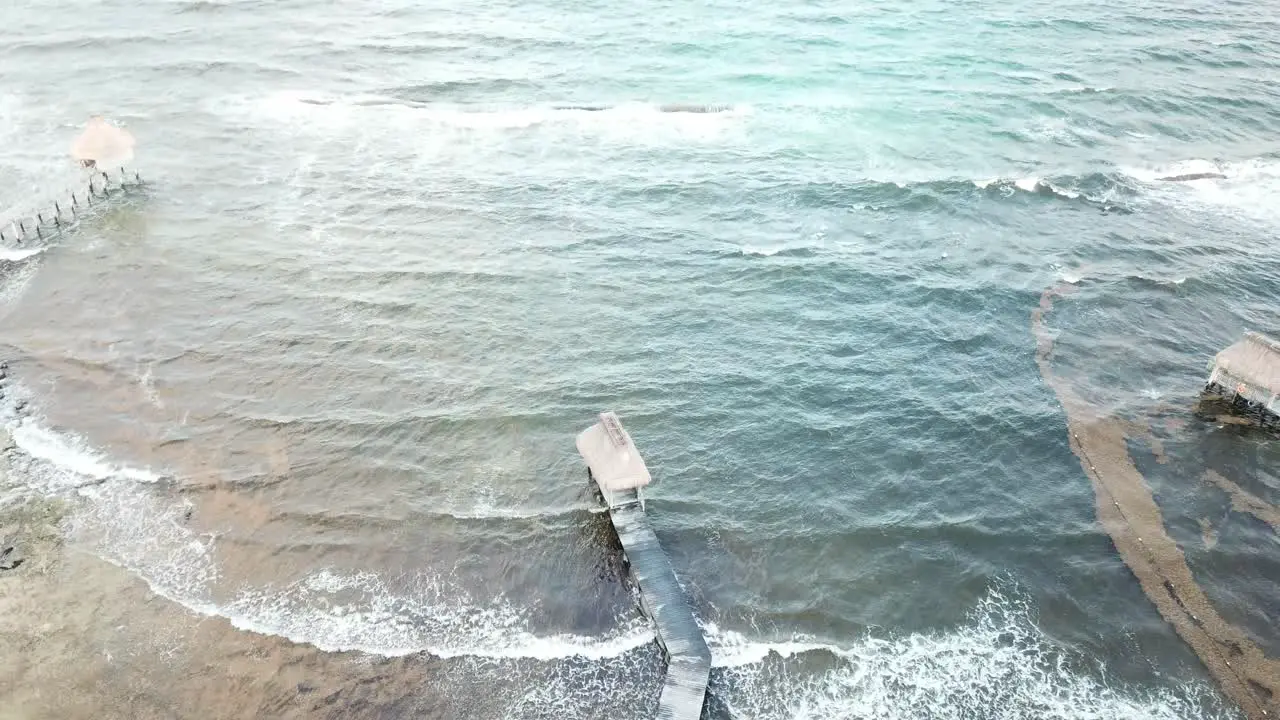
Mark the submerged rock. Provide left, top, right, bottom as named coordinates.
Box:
left=1158, top=172, right=1227, bottom=182
left=0, top=544, right=23, bottom=571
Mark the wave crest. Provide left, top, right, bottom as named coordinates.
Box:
left=706, top=584, right=1233, bottom=720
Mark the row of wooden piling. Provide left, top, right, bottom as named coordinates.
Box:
left=0, top=168, right=144, bottom=247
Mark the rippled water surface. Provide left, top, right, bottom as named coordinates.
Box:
left=1, top=0, right=1278, bottom=717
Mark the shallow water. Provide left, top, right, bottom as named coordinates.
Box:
left=1, top=0, right=1278, bottom=717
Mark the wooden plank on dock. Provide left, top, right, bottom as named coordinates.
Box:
left=577, top=414, right=711, bottom=720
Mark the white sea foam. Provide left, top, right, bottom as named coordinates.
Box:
left=1009, top=175, right=1082, bottom=200
left=701, top=621, right=830, bottom=668
left=1122, top=157, right=1280, bottom=226
left=228, top=90, right=749, bottom=145
left=1014, top=176, right=1042, bottom=193
left=1123, top=158, right=1225, bottom=184
left=1, top=398, right=652, bottom=662
left=706, top=586, right=1233, bottom=720
left=1046, top=182, right=1081, bottom=199
left=971, top=175, right=1081, bottom=200
left=737, top=243, right=803, bottom=257
left=6, top=416, right=163, bottom=491
left=740, top=246, right=788, bottom=257
left=0, top=246, right=45, bottom=262
left=218, top=569, right=655, bottom=660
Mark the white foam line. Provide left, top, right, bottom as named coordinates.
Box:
left=212, top=568, right=656, bottom=660
left=971, top=176, right=1079, bottom=200
left=0, top=247, right=44, bottom=262
left=9, top=418, right=163, bottom=485
left=740, top=246, right=787, bottom=257
left=701, top=621, right=832, bottom=668
left=706, top=587, right=1234, bottom=720
left=1014, top=176, right=1042, bottom=193
left=229, top=91, right=749, bottom=142
left=1121, top=156, right=1280, bottom=225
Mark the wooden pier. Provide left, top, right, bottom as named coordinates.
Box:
left=2, top=117, right=142, bottom=248
left=576, top=412, right=711, bottom=720
left=0, top=168, right=144, bottom=247
left=1200, top=331, right=1280, bottom=428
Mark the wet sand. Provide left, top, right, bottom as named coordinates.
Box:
left=1032, top=284, right=1280, bottom=719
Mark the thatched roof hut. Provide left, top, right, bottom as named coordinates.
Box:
left=575, top=411, right=651, bottom=508
left=1206, top=332, right=1280, bottom=420
left=70, top=116, right=135, bottom=168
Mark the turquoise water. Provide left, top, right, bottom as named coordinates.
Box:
left=1, top=0, right=1278, bottom=717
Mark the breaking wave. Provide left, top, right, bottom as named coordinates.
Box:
left=705, top=585, right=1235, bottom=720
left=0, top=247, right=45, bottom=262
left=0, top=387, right=653, bottom=662
left=230, top=90, right=750, bottom=140
left=211, top=89, right=1280, bottom=230
left=1120, top=157, right=1280, bottom=225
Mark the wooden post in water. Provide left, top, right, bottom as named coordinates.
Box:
left=1, top=163, right=146, bottom=251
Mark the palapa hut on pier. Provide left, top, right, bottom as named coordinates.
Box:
left=576, top=412, right=711, bottom=720
left=1200, top=331, right=1280, bottom=428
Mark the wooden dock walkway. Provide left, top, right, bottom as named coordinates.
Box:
left=576, top=413, right=711, bottom=720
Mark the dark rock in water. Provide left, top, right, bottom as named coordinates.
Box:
left=0, top=545, right=22, bottom=571
left=1158, top=172, right=1227, bottom=182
